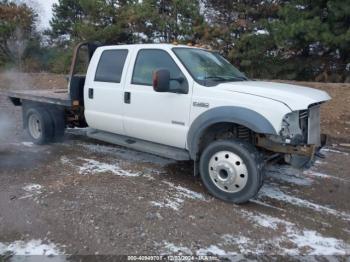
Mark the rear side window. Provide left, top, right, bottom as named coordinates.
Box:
left=95, top=49, right=128, bottom=83
left=132, top=49, right=185, bottom=89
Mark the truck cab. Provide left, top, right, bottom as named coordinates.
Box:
left=3, top=43, right=331, bottom=204
left=84, top=45, right=192, bottom=149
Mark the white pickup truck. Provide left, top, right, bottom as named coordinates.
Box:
left=1, top=43, right=331, bottom=203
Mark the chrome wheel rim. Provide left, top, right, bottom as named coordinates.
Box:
left=208, top=151, right=248, bottom=193
left=28, top=114, right=41, bottom=139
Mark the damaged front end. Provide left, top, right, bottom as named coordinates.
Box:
left=256, top=103, right=327, bottom=168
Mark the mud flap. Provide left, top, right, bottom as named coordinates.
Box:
left=193, top=160, right=199, bottom=176
left=289, top=134, right=327, bottom=169
left=315, top=134, right=328, bottom=159
left=288, top=154, right=313, bottom=169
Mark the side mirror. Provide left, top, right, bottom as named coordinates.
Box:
left=153, top=69, right=170, bottom=92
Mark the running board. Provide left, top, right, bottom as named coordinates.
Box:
left=87, top=129, right=191, bottom=161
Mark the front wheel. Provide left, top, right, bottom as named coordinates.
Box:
left=199, top=139, right=263, bottom=204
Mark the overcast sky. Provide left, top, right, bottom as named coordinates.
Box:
left=17, top=0, right=58, bottom=30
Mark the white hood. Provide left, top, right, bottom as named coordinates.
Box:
left=215, top=81, right=331, bottom=110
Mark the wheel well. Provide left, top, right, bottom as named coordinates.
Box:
left=22, top=102, right=65, bottom=129
left=197, top=122, right=256, bottom=157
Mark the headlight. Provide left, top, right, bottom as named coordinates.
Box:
left=280, top=110, right=307, bottom=144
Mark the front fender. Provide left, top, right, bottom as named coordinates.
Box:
left=187, top=106, right=277, bottom=159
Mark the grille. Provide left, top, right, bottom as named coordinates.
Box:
left=299, top=110, right=308, bottom=120
left=307, top=105, right=321, bottom=146
left=299, top=110, right=308, bottom=143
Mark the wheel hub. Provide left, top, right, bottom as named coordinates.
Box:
left=28, top=114, right=42, bottom=140
left=208, top=151, right=248, bottom=193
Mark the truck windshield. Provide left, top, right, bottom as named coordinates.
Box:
left=173, top=47, right=248, bottom=86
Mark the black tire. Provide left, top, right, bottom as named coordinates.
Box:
left=48, top=108, right=65, bottom=142
left=199, top=139, right=263, bottom=204
left=25, top=107, right=54, bottom=145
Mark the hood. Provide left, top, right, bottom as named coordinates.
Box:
left=215, top=81, right=331, bottom=110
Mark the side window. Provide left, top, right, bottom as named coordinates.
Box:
left=132, top=49, right=186, bottom=90
left=95, top=50, right=128, bottom=83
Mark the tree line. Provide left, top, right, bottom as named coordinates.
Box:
left=0, top=0, right=349, bottom=82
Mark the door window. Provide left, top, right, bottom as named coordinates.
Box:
left=132, top=49, right=187, bottom=90
left=95, top=50, right=128, bottom=83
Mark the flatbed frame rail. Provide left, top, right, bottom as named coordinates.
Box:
left=0, top=89, right=72, bottom=107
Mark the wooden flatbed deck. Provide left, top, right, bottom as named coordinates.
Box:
left=0, top=89, right=72, bottom=107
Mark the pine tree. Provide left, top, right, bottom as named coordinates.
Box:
left=0, top=0, right=38, bottom=69
left=202, top=0, right=282, bottom=78
left=49, top=0, right=134, bottom=45
left=270, top=0, right=350, bottom=81
left=124, top=0, right=205, bottom=43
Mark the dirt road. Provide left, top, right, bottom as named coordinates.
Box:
left=0, top=74, right=349, bottom=259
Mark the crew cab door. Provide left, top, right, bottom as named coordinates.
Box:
left=84, top=48, right=130, bottom=135
left=123, top=48, right=192, bottom=148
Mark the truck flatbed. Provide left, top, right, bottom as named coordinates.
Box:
left=0, top=89, right=71, bottom=107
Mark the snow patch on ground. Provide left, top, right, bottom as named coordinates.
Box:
left=315, top=160, right=327, bottom=165
left=160, top=241, right=192, bottom=255
left=150, top=182, right=206, bottom=211
left=241, top=210, right=285, bottom=230
left=23, top=184, right=42, bottom=193
left=152, top=217, right=350, bottom=256
left=220, top=210, right=350, bottom=255
left=163, top=181, right=206, bottom=201
left=264, top=151, right=348, bottom=185
left=265, top=164, right=348, bottom=185
left=10, top=142, right=36, bottom=148
left=60, top=156, right=71, bottom=164
left=304, top=170, right=331, bottom=179
left=321, top=148, right=349, bottom=156
left=20, top=183, right=43, bottom=200
left=303, top=170, right=350, bottom=183
left=289, top=230, right=349, bottom=255
left=67, top=127, right=87, bottom=130
left=259, top=185, right=350, bottom=221
left=250, top=199, right=285, bottom=210
left=77, top=142, right=174, bottom=166
left=222, top=229, right=349, bottom=255
left=158, top=241, right=238, bottom=257
left=150, top=199, right=183, bottom=211
left=221, top=234, right=264, bottom=254
left=196, top=244, right=237, bottom=256
left=0, top=239, right=62, bottom=256
left=266, top=165, right=312, bottom=186
left=21, top=142, right=34, bottom=147
left=77, top=158, right=140, bottom=177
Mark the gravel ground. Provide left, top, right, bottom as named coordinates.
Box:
left=0, top=74, right=349, bottom=260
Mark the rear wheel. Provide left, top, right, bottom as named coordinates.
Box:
left=199, top=139, right=263, bottom=204
left=48, top=108, right=65, bottom=142
left=26, top=108, right=54, bottom=144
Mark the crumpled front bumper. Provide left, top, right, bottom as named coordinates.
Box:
left=256, top=134, right=328, bottom=168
